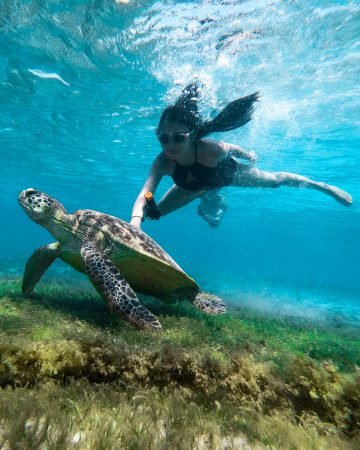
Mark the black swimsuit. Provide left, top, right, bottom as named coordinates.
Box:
left=171, top=142, right=238, bottom=191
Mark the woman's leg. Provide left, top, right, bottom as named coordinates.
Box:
left=232, top=164, right=352, bottom=206
left=157, top=185, right=205, bottom=216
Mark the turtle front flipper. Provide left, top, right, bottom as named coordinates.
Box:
left=22, top=242, right=60, bottom=294
left=81, top=241, right=162, bottom=331
left=193, top=292, right=227, bottom=315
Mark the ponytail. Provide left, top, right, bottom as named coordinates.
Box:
left=194, top=91, right=259, bottom=140
left=158, top=84, right=259, bottom=139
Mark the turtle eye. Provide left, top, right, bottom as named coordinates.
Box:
left=24, top=188, right=38, bottom=198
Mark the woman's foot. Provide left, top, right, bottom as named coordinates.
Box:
left=197, top=190, right=228, bottom=227
left=322, top=183, right=352, bottom=206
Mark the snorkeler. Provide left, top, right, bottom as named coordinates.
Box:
left=130, top=83, right=352, bottom=228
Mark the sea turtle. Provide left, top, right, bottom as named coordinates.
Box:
left=18, top=188, right=226, bottom=330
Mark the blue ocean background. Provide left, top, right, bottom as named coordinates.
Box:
left=1, top=0, right=359, bottom=324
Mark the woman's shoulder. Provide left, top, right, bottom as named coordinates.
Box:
left=153, top=152, right=174, bottom=174
left=198, top=138, right=227, bottom=153
left=197, top=138, right=227, bottom=164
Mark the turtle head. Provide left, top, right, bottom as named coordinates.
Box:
left=18, top=188, right=66, bottom=221
left=18, top=189, right=72, bottom=241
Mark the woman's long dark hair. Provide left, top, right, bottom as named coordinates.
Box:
left=157, top=83, right=259, bottom=140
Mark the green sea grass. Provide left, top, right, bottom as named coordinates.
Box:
left=0, top=278, right=359, bottom=449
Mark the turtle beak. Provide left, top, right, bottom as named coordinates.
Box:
left=18, top=188, right=38, bottom=207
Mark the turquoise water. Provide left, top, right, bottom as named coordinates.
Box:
left=1, top=0, right=359, bottom=323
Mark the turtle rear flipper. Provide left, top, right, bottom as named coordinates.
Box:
left=193, top=292, right=227, bottom=315
left=81, top=242, right=162, bottom=331
left=22, top=242, right=60, bottom=294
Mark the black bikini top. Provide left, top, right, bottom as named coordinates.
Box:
left=171, top=142, right=237, bottom=191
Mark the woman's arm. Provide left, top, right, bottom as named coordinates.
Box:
left=224, top=142, right=258, bottom=165
left=130, top=155, right=166, bottom=228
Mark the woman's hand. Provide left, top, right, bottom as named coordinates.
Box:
left=130, top=154, right=165, bottom=229
left=248, top=151, right=258, bottom=166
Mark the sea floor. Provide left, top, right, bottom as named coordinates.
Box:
left=223, top=281, right=360, bottom=331
left=0, top=272, right=359, bottom=449
left=2, top=258, right=359, bottom=328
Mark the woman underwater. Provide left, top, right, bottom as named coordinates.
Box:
left=130, top=83, right=352, bottom=228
